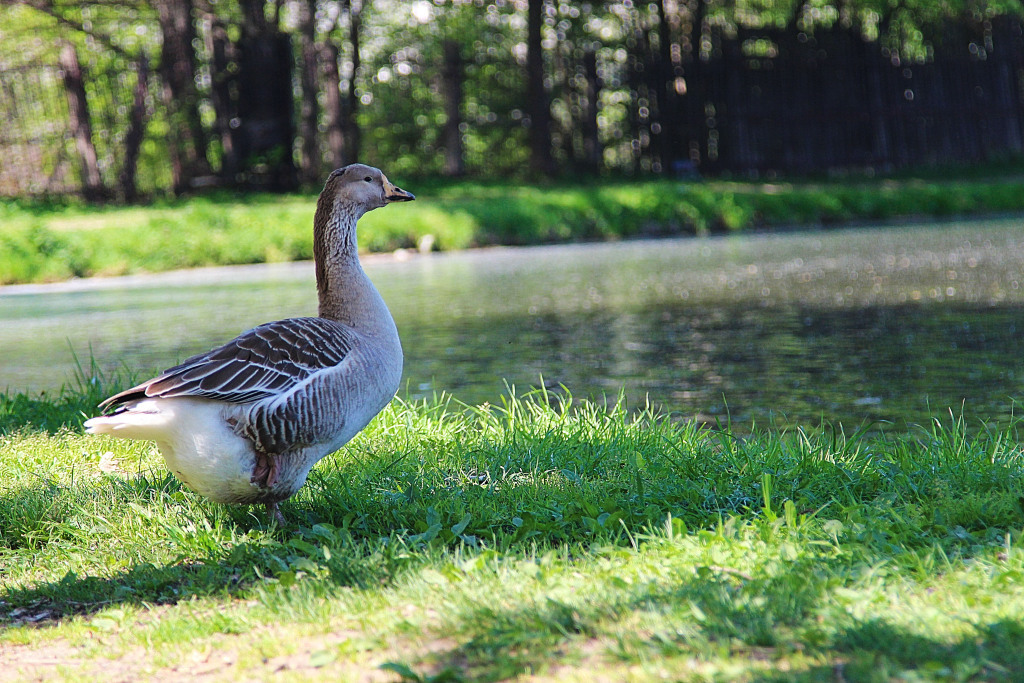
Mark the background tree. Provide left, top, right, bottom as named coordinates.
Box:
left=155, top=0, right=210, bottom=193
left=58, top=42, right=104, bottom=199
left=297, top=0, right=321, bottom=183
left=342, top=0, right=363, bottom=166
left=526, top=0, right=555, bottom=175
left=441, top=38, right=465, bottom=177
left=2, top=0, right=1024, bottom=198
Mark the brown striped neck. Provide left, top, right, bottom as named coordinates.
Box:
left=313, top=193, right=395, bottom=341
left=313, top=191, right=360, bottom=303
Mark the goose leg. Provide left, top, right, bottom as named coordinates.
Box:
left=266, top=501, right=287, bottom=526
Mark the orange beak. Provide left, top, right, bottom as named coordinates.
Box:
left=382, top=175, right=415, bottom=202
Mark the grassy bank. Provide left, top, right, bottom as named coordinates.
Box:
left=3, top=174, right=1024, bottom=284
left=3, top=383, right=1024, bottom=680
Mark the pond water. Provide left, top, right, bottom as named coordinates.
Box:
left=2, top=218, right=1023, bottom=430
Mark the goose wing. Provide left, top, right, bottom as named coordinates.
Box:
left=100, top=317, right=355, bottom=409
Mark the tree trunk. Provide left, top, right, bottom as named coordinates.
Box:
left=206, top=16, right=238, bottom=180
left=297, top=0, right=321, bottom=184
left=581, top=49, right=602, bottom=173
left=652, top=0, right=676, bottom=173
left=234, top=0, right=297, bottom=190
left=321, top=41, right=346, bottom=169
left=553, top=38, right=574, bottom=167
left=59, top=42, right=104, bottom=200
left=682, top=0, right=708, bottom=170
left=626, top=19, right=648, bottom=174
left=235, top=32, right=298, bottom=191
left=526, top=0, right=554, bottom=175
left=343, top=0, right=362, bottom=164
left=118, top=56, right=150, bottom=201
left=240, top=0, right=268, bottom=37
left=441, top=39, right=465, bottom=177
left=155, top=0, right=210, bottom=194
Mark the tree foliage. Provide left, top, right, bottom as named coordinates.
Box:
left=1, top=0, right=1023, bottom=196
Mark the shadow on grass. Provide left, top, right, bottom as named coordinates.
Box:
left=0, top=391, right=95, bottom=435
left=2, top=558, right=243, bottom=626
left=0, top=359, right=128, bottom=436
left=0, top=472, right=394, bottom=628
left=416, top=559, right=835, bottom=681
left=407, top=565, right=1024, bottom=682
left=821, top=618, right=1024, bottom=680
left=4, top=468, right=1024, bottom=682
left=0, top=511, right=392, bottom=630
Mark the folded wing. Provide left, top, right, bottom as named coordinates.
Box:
left=100, top=317, right=355, bottom=410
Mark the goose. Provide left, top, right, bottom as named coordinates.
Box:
left=84, top=164, right=414, bottom=524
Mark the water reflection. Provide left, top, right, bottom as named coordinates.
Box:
left=401, top=299, right=1023, bottom=428
left=1, top=219, right=1022, bottom=429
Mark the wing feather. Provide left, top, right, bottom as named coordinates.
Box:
left=100, top=317, right=356, bottom=410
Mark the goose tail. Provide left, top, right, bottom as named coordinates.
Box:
left=84, top=401, right=173, bottom=441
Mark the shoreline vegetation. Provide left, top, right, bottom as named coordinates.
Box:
left=3, top=173, right=1024, bottom=285
left=2, top=383, right=1024, bottom=678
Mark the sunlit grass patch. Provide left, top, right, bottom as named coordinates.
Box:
left=4, top=175, right=1024, bottom=285
left=2, top=386, right=1024, bottom=679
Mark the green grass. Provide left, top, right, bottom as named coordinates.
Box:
left=4, top=174, right=1024, bottom=284
left=3, top=381, right=1024, bottom=680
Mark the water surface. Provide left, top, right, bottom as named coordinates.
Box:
left=2, top=218, right=1022, bottom=429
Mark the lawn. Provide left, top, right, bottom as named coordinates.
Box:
left=4, top=173, right=1024, bottom=284
left=2, top=379, right=1024, bottom=681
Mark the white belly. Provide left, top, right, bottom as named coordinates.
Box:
left=86, top=397, right=289, bottom=503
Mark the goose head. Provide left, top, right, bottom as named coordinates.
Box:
left=313, top=164, right=415, bottom=311
left=321, top=163, right=415, bottom=217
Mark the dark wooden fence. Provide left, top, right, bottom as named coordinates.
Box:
left=688, top=17, right=1024, bottom=175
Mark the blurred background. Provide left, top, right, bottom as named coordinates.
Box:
left=2, top=0, right=1024, bottom=430
left=2, top=0, right=1024, bottom=198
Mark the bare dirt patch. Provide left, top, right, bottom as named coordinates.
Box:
left=0, top=629, right=413, bottom=682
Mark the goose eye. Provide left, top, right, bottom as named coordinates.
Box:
left=364, top=176, right=372, bottom=182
